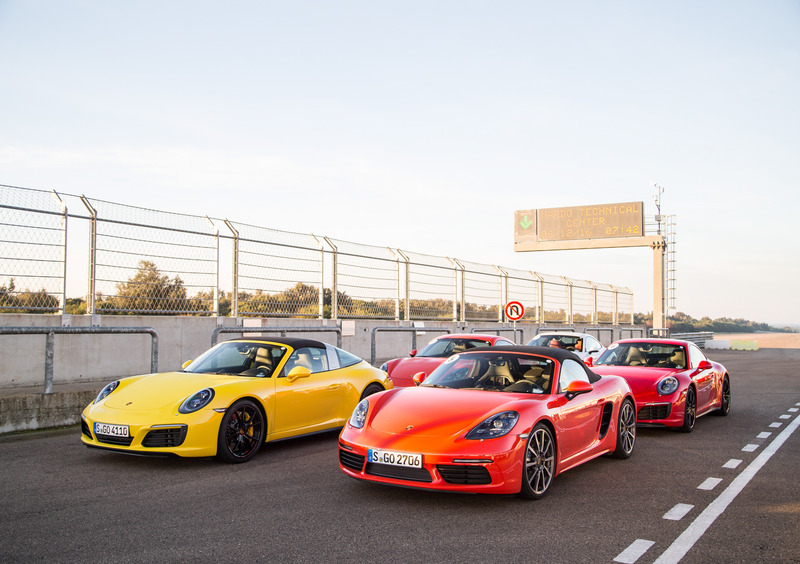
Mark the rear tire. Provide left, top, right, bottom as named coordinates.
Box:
left=519, top=423, right=555, bottom=500
left=679, top=387, right=696, bottom=433
left=612, top=399, right=636, bottom=459
left=216, top=399, right=265, bottom=463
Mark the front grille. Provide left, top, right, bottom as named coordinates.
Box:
left=96, top=433, right=134, bottom=446
left=638, top=403, right=671, bottom=420
left=142, top=426, right=187, bottom=448
left=81, top=419, right=92, bottom=439
left=437, top=464, right=492, bottom=485
left=365, top=462, right=432, bottom=483
left=339, top=450, right=366, bottom=472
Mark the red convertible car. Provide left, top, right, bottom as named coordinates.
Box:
left=591, top=338, right=731, bottom=432
left=380, top=333, right=516, bottom=388
left=340, top=347, right=636, bottom=499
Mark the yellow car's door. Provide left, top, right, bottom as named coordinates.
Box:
left=271, top=346, right=344, bottom=439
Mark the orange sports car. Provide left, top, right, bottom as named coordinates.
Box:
left=339, top=346, right=636, bottom=499
left=380, top=333, right=517, bottom=388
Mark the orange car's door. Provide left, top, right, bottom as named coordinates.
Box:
left=552, top=359, right=605, bottom=466
left=271, top=346, right=344, bottom=438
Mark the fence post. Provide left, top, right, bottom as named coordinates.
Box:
left=450, top=258, right=464, bottom=322
left=325, top=237, right=338, bottom=320
left=80, top=196, right=98, bottom=315
left=397, top=249, right=410, bottom=321
left=224, top=220, right=239, bottom=317
left=563, top=276, right=573, bottom=324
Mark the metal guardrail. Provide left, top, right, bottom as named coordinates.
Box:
left=370, top=327, right=450, bottom=366
left=211, top=326, right=342, bottom=348
left=0, top=327, right=159, bottom=394
left=671, top=331, right=714, bottom=348
left=622, top=326, right=648, bottom=339
left=469, top=327, right=524, bottom=344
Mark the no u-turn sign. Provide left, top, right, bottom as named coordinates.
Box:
left=504, top=301, right=525, bottom=321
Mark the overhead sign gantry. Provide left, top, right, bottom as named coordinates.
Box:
left=513, top=201, right=668, bottom=331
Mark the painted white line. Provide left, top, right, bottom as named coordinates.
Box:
left=780, top=414, right=791, bottom=419
left=698, top=477, right=722, bottom=491
left=614, top=539, right=655, bottom=563
left=789, top=408, right=799, bottom=413
left=722, top=459, right=742, bottom=469
left=757, top=432, right=772, bottom=439
left=742, top=444, right=759, bottom=452
left=769, top=422, right=782, bottom=428
left=653, top=411, right=800, bottom=564
left=664, top=503, right=694, bottom=521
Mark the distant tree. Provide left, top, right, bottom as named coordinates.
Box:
left=100, top=260, right=187, bottom=314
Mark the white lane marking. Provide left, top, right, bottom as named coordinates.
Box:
left=698, top=477, right=722, bottom=491
left=742, top=444, right=759, bottom=452
left=664, top=504, right=694, bottom=521
left=789, top=408, right=799, bottom=412
left=769, top=422, right=782, bottom=428
left=614, top=539, right=655, bottom=563
left=653, top=412, right=800, bottom=564
left=722, top=459, right=742, bottom=469
left=780, top=414, right=791, bottom=419
left=757, top=432, right=772, bottom=439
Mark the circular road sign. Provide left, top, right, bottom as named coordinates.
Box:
left=505, top=301, right=525, bottom=321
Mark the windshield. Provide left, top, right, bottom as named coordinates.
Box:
left=595, top=342, right=686, bottom=369
left=417, top=337, right=492, bottom=358
left=421, top=352, right=555, bottom=393
left=184, top=341, right=287, bottom=376
left=528, top=334, right=583, bottom=351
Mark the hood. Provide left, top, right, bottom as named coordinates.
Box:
left=388, top=356, right=448, bottom=379
left=592, top=366, right=681, bottom=395
left=369, top=387, right=533, bottom=438
left=103, top=371, right=243, bottom=410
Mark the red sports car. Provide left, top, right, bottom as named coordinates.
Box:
left=340, top=347, right=636, bottom=499
left=591, top=338, right=731, bottom=432
left=380, top=333, right=516, bottom=388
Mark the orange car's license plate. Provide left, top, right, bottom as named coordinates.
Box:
left=368, top=448, right=422, bottom=468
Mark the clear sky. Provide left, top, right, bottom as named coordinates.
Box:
left=1, top=1, right=798, bottom=325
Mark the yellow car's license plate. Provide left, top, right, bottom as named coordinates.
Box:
left=94, top=422, right=130, bottom=437
left=368, top=448, right=422, bottom=468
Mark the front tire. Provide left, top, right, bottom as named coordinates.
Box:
left=612, top=399, right=636, bottom=459
left=679, top=386, right=696, bottom=433
left=216, top=399, right=265, bottom=463
left=519, top=423, right=556, bottom=500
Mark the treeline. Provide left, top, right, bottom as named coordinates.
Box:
left=634, top=311, right=795, bottom=333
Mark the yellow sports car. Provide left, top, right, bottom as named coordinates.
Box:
left=81, top=337, right=392, bottom=463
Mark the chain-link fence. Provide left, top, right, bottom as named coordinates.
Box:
left=0, top=185, right=66, bottom=312
left=1, top=184, right=635, bottom=323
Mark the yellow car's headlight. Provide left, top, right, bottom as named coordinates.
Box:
left=179, top=388, right=215, bottom=414
left=94, top=381, right=119, bottom=404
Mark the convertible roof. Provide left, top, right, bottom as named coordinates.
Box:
left=228, top=336, right=329, bottom=349
left=462, top=345, right=583, bottom=362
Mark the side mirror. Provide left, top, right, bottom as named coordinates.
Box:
left=411, top=372, right=427, bottom=386
left=584, top=357, right=594, bottom=367
left=409, top=349, right=418, bottom=357
left=565, top=380, right=593, bottom=400
left=287, top=366, right=312, bottom=382
left=698, top=360, right=712, bottom=370
left=181, top=360, right=193, bottom=370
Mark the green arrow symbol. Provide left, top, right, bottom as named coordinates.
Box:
left=519, top=214, right=533, bottom=230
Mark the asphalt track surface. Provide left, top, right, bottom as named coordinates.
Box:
left=1, top=348, right=798, bottom=563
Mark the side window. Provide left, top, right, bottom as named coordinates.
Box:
left=687, top=344, right=705, bottom=369
left=498, top=339, right=515, bottom=347
left=283, top=346, right=329, bottom=376
left=558, top=359, right=590, bottom=393
left=586, top=336, right=602, bottom=352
